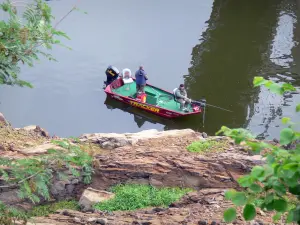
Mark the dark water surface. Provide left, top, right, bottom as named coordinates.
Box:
left=0, top=0, right=299, bottom=139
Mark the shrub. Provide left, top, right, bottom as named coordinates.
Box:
left=94, top=184, right=192, bottom=211
left=220, top=77, right=300, bottom=224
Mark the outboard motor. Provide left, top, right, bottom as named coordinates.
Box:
left=104, top=65, right=120, bottom=87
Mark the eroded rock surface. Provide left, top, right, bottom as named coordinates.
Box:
left=89, top=131, right=263, bottom=190
left=79, top=129, right=202, bottom=150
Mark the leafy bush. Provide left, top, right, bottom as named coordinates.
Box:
left=0, top=139, right=93, bottom=203
left=94, top=184, right=192, bottom=211
left=219, top=77, right=300, bottom=224
left=0, top=0, right=74, bottom=87
left=0, top=139, right=93, bottom=224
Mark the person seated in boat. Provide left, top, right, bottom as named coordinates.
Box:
left=135, top=65, right=148, bottom=93
left=173, top=84, right=191, bottom=112
left=121, top=68, right=134, bottom=84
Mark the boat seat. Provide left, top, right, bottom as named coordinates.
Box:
left=122, top=68, right=134, bottom=84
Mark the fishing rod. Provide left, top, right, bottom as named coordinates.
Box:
left=205, top=103, right=233, bottom=112
left=202, top=106, right=206, bottom=128
left=191, top=99, right=233, bottom=113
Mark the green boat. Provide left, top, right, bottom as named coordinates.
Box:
left=104, top=77, right=205, bottom=118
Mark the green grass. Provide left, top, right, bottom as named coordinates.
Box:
left=186, top=139, right=227, bottom=153
left=0, top=200, right=79, bottom=224
left=93, top=184, right=192, bottom=211
left=27, top=200, right=80, bottom=217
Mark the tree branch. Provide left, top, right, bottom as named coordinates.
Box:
left=24, top=0, right=81, bottom=56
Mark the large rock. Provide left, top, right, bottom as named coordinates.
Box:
left=79, top=129, right=202, bottom=149
left=22, top=125, right=50, bottom=138
left=90, top=134, right=264, bottom=190
left=78, top=187, right=115, bottom=212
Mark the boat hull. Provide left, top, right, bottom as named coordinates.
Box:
left=104, top=79, right=202, bottom=118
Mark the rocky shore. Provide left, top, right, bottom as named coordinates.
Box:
left=0, top=113, right=284, bottom=225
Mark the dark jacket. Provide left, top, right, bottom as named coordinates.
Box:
left=135, top=69, right=148, bottom=85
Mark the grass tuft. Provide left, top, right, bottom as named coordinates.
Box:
left=28, top=200, right=80, bottom=217
left=186, top=139, right=227, bottom=153
left=93, top=184, right=192, bottom=211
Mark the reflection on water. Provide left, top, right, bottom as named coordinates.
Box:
left=182, top=0, right=300, bottom=139
left=104, top=96, right=205, bottom=132
left=246, top=0, right=300, bottom=139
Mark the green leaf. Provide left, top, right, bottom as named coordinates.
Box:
left=265, top=193, right=274, bottom=204
left=282, top=163, right=298, bottom=172
left=223, top=207, right=237, bottom=223
left=289, top=184, right=300, bottom=195
left=296, top=104, right=300, bottom=112
left=273, top=212, right=282, bottom=221
left=266, top=155, right=275, bottom=165
left=291, top=205, right=300, bottom=222
left=246, top=141, right=266, bottom=154
left=249, top=184, right=262, bottom=193
left=273, top=181, right=286, bottom=195
left=225, top=189, right=236, bottom=200
left=284, top=175, right=299, bottom=187
left=288, top=184, right=300, bottom=195
left=268, top=83, right=283, bottom=95
left=261, top=202, right=274, bottom=211
left=282, top=83, right=296, bottom=92
left=286, top=210, right=294, bottom=223
left=251, top=166, right=265, bottom=178
left=243, top=204, right=256, bottom=221
left=253, top=77, right=267, bottom=87
left=232, top=192, right=247, bottom=206
left=238, top=175, right=253, bottom=187
left=273, top=199, right=287, bottom=212
left=280, top=128, right=295, bottom=145
left=282, top=117, right=291, bottom=124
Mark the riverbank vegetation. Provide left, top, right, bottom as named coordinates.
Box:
left=94, top=184, right=192, bottom=211
left=0, top=0, right=74, bottom=88
left=186, top=138, right=228, bottom=154
left=0, top=199, right=79, bottom=224
left=28, top=199, right=79, bottom=217
left=0, top=138, right=93, bottom=224
left=220, top=77, right=300, bottom=224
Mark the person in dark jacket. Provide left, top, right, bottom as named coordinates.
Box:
left=135, top=66, right=148, bottom=93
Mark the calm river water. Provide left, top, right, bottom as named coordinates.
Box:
left=0, top=0, right=299, bottom=139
